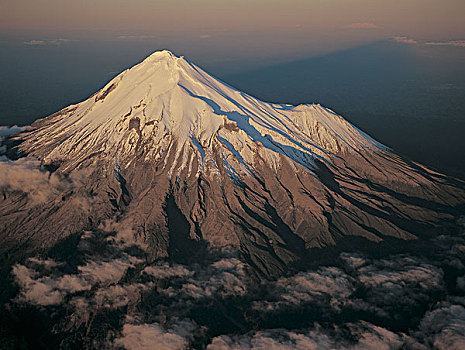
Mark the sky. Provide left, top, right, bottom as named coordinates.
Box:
left=1, top=0, right=464, bottom=63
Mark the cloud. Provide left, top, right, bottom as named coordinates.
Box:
left=339, top=253, right=367, bottom=270
left=254, top=267, right=355, bottom=312
left=208, top=329, right=335, bottom=350
left=77, top=257, right=141, bottom=285
left=50, top=38, right=77, bottom=44
left=94, top=284, right=148, bottom=309
left=143, top=263, right=194, bottom=280
left=0, top=125, right=26, bottom=138
left=27, top=257, right=62, bottom=269
left=12, top=255, right=140, bottom=306
left=392, top=36, right=418, bottom=44
left=357, top=257, right=443, bottom=293
left=426, top=40, right=465, bottom=48
left=23, top=38, right=77, bottom=46
left=0, top=158, right=68, bottom=204
left=24, top=40, right=46, bottom=46
left=0, top=125, right=26, bottom=153
left=344, top=22, right=380, bottom=29
left=6, top=216, right=465, bottom=348
left=12, top=264, right=66, bottom=306
left=414, top=300, right=465, bottom=350
left=0, top=157, right=91, bottom=205
left=117, top=35, right=156, bottom=40
left=100, top=219, right=147, bottom=249
left=145, top=257, right=247, bottom=299
left=207, top=322, right=405, bottom=350
left=9, top=243, right=458, bottom=344
left=351, top=256, right=444, bottom=321
left=351, top=323, right=405, bottom=350
left=392, top=37, right=465, bottom=47
left=114, top=320, right=196, bottom=350
left=199, top=34, right=213, bottom=39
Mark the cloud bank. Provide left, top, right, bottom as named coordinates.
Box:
left=4, top=216, right=465, bottom=349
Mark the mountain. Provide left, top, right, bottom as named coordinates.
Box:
left=2, top=50, right=464, bottom=278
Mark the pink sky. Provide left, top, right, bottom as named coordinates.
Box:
left=1, top=0, right=464, bottom=62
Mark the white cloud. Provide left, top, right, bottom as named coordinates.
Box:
left=352, top=256, right=444, bottom=319
left=143, top=263, right=194, bottom=280
left=27, top=257, right=62, bottom=269
left=415, top=301, right=465, bottom=350
left=24, top=40, right=46, bottom=46
left=207, top=323, right=404, bottom=350
left=0, top=157, right=90, bottom=205
left=12, top=255, right=140, bottom=306
left=114, top=320, right=195, bottom=350
left=392, top=37, right=465, bottom=47
left=0, top=125, right=25, bottom=138
left=51, top=38, right=77, bottom=44
left=340, top=253, right=367, bottom=270
left=143, top=257, right=247, bottom=300
left=117, top=35, right=156, bottom=40
left=23, top=38, right=77, bottom=46
left=357, top=258, right=443, bottom=292
left=8, top=225, right=465, bottom=350
left=0, top=158, right=67, bottom=204
left=426, top=40, right=465, bottom=48
left=99, top=219, right=147, bottom=249
left=0, top=125, right=26, bottom=153
left=12, top=264, right=66, bottom=306
left=392, top=36, right=418, bottom=45
left=77, top=258, right=140, bottom=285
left=93, top=284, right=148, bottom=309
left=254, top=267, right=355, bottom=312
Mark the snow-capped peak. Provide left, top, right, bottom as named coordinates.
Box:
left=143, top=49, right=182, bottom=62
left=21, top=50, right=386, bottom=177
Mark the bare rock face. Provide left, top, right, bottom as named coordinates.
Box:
left=1, top=50, right=464, bottom=278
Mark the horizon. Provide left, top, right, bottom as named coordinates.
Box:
left=2, top=0, right=464, bottom=67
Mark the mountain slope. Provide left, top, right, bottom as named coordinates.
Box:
left=2, top=50, right=464, bottom=278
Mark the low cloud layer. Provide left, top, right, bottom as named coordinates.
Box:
left=3, top=216, right=464, bottom=349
